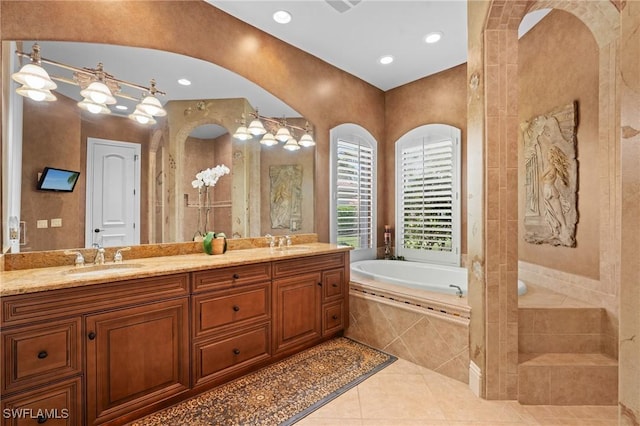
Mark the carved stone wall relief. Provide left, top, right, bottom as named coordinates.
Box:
left=522, top=102, right=578, bottom=247
left=269, top=165, right=303, bottom=230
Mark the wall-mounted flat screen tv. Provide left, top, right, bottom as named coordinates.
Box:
left=37, top=167, right=81, bottom=192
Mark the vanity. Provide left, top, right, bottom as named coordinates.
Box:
left=0, top=242, right=350, bottom=425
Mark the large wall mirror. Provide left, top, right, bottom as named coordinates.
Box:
left=2, top=41, right=316, bottom=253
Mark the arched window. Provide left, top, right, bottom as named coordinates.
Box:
left=330, top=124, right=377, bottom=262
left=396, top=124, right=461, bottom=266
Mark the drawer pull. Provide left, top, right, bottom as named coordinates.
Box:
left=233, top=273, right=240, bottom=279
left=37, top=350, right=48, bottom=359
left=233, top=305, right=240, bottom=312
left=37, top=415, right=48, bottom=424
left=233, top=348, right=240, bottom=355
left=332, top=314, right=339, bottom=320
left=88, top=331, right=97, bottom=340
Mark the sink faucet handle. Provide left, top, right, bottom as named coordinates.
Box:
left=64, top=250, right=85, bottom=267
left=113, top=247, right=131, bottom=263
left=285, top=235, right=292, bottom=247
left=265, top=234, right=275, bottom=248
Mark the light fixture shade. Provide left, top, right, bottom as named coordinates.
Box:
left=248, top=119, right=267, bottom=136
left=233, top=126, right=252, bottom=141
left=78, top=98, right=111, bottom=114
left=260, top=132, right=278, bottom=146
left=16, top=86, right=57, bottom=102
left=128, top=108, right=156, bottom=124
left=137, top=95, right=167, bottom=117
left=298, top=133, right=316, bottom=147
left=283, top=136, right=300, bottom=151
left=12, top=63, right=57, bottom=90
left=80, top=81, right=116, bottom=105
left=275, top=127, right=291, bottom=143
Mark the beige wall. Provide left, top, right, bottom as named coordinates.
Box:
left=518, top=10, right=600, bottom=280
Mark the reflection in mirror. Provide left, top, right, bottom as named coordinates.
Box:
left=182, top=124, right=232, bottom=241
left=3, top=41, right=315, bottom=253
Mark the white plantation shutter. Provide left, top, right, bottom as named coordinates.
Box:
left=330, top=124, right=377, bottom=261
left=396, top=125, right=460, bottom=265
left=336, top=140, right=374, bottom=249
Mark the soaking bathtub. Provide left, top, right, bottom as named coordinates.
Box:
left=350, top=259, right=528, bottom=297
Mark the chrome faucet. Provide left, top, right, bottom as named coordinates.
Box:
left=449, top=284, right=463, bottom=298
left=92, top=244, right=105, bottom=265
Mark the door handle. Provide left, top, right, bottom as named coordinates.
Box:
left=94, top=228, right=105, bottom=233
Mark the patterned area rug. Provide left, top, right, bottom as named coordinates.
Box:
left=130, top=337, right=396, bottom=426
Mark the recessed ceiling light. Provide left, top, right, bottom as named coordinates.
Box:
left=115, top=105, right=128, bottom=111
left=378, top=55, right=394, bottom=65
left=425, top=32, right=443, bottom=44
left=178, top=78, right=191, bottom=86
left=273, top=10, right=292, bottom=24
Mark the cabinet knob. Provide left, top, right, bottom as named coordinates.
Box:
left=332, top=283, right=339, bottom=288
left=317, top=282, right=322, bottom=286
left=88, top=331, right=97, bottom=340
left=37, top=415, right=48, bottom=424
left=233, top=348, right=240, bottom=355
left=233, top=305, right=240, bottom=312
left=332, top=314, right=339, bottom=320
left=232, top=273, right=240, bottom=279
left=37, top=350, right=48, bottom=359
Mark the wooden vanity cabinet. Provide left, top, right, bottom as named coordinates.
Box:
left=1, top=273, right=190, bottom=426
left=1, top=249, right=349, bottom=425
left=272, top=252, right=349, bottom=354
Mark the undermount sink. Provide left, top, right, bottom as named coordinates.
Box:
left=276, top=246, right=311, bottom=253
left=63, top=263, right=144, bottom=277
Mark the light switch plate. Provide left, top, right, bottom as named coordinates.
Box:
left=37, top=220, right=48, bottom=228
left=51, top=218, right=62, bottom=227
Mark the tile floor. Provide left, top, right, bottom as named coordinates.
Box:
left=296, top=357, right=618, bottom=425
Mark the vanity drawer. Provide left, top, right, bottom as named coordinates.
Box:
left=193, top=263, right=272, bottom=292
left=273, top=253, right=345, bottom=278
left=2, top=318, right=82, bottom=394
left=322, top=268, right=345, bottom=302
left=193, top=282, right=271, bottom=338
left=322, top=301, right=344, bottom=336
left=194, top=324, right=270, bottom=386
left=1, top=376, right=82, bottom=426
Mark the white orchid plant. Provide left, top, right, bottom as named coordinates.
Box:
left=191, top=164, right=230, bottom=189
left=191, top=164, right=230, bottom=240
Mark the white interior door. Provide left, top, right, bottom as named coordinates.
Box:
left=86, top=138, right=141, bottom=248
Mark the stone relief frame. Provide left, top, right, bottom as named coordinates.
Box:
left=522, top=102, right=578, bottom=247
left=269, top=165, right=302, bottom=230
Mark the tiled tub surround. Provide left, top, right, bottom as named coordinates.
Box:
left=347, top=273, right=470, bottom=384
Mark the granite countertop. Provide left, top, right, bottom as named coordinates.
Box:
left=0, top=243, right=351, bottom=297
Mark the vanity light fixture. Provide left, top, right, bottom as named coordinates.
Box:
left=11, top=43, right=167, bottom=124
left=233, top=110, right=315, bottom=150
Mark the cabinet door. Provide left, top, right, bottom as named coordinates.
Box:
left=272, top=273, right=321, bottom=353
left=85, top=298, right=189, bottom=424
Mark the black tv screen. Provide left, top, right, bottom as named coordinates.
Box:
left=37, top=167, right=80, bottom=192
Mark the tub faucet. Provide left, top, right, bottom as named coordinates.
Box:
left=449, top=284, right=463, bottom=298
